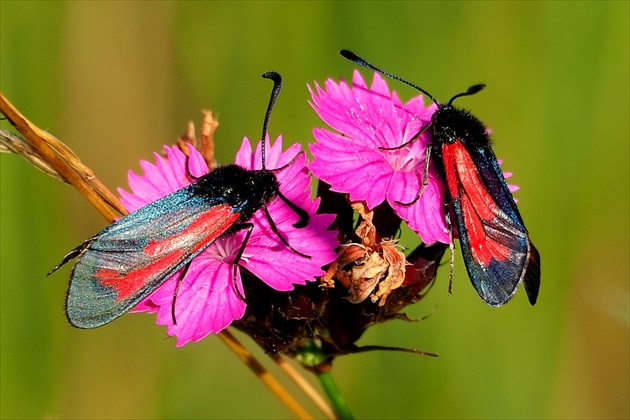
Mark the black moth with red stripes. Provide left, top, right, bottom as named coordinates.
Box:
left=341, top=50, right=540, bottom=306
left=49, top=72, right=310, bottom=328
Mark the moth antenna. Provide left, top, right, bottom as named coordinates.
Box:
left=448, top=84, right=486, bottom=106
left=260, top=71, right=283, bottom=170
left=260, top=71, right=309, bottom=229
left=340, top=49, right=440, bottom=106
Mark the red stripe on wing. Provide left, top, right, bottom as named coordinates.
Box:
left=96, top=204, right=240, bottom=301
left=97, top=251, right=185, bottom=300
left=442, top=142, right=511, bottom=266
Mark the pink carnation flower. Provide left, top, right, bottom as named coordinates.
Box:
left=118, top=137, right=338, bottom=346
left=309, top=71, right=449, bottom=244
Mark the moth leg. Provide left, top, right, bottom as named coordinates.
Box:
left=46, top=237, right=96, bottom=276
left=262, top=205, right=310, bottom=258
left=171, top=261, right=193, bottom=325
left=230, top=223, right=254, bottom=302
left=379, top=123, right=430, bottom=151
left=394, top=145, right=432, bottom=206
left=184, top=153, right=199, bottom=182
left=444, top=204, right=456, bottom=295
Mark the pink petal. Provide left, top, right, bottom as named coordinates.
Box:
left=309, top=129, right=393, bottom=209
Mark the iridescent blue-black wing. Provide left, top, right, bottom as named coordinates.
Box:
left=441, top=141, right=540, bottom=306
left=63, top=186, right=240, bottom=328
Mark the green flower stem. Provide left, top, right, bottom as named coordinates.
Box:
left=316, top=370, right=354, bottom=420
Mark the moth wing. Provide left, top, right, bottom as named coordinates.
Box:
left=477, top=146, right=540, bottom=304
left=66, top=187, right=240, bottom=328
left=443, top=142, right=540, bottom=306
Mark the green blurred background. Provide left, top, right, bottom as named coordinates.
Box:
left=1, top=1, right=628, bottom=419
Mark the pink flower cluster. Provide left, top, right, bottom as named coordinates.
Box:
left=309, top=70, right=450, bottom=244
